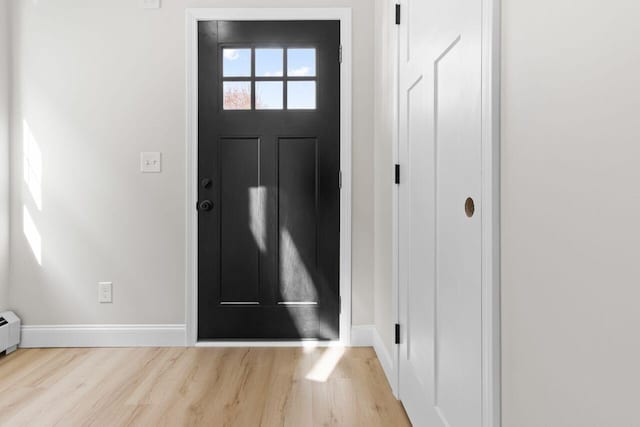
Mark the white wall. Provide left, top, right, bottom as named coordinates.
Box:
left=0, top=0, right=10, bottom=312
left=502, top=0, right=640, bottom=425
left=8, top=0, right=374, bottom=326
left=373, top=0, right=394, bottom=354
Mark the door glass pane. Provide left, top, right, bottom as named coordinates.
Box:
left=223, top=81, right=252, bottom=110
left=287, top=49, right=316, bottom=77
left=223, top=48, right=251, bottom=77
left=256, top=81, right=283, bottom=110
left=256, top=49, right=283, bottom=77
left=287, top=81, right=316, bottom=109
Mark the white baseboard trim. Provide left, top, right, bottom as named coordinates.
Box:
left=20, top=324, right=187, bottom=348
left=350, top=324, right=374, bottom=346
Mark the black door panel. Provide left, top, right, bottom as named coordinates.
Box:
left=198, top=20, right=340, bottom=340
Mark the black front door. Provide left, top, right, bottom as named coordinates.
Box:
left=198, top=20, right=341, bottom=340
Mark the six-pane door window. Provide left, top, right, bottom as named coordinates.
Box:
left=222, top=47, right=317, bottom=110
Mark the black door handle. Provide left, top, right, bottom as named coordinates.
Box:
left=198, top=200, right=214, bottom=212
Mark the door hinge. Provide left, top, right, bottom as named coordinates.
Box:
left=395, top=323, right=400, bottom=344
left=339, top=45, right=343, bottom=63
left=395, top=4, right=401, bottom=25
left=339, top=296, right=342, bottom=314
left=395, top=164, right=400, bottom=184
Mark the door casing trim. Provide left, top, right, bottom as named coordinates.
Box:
left=185, top=8, right=353, bottom=346
left=390, top=0, right=501, bottom=425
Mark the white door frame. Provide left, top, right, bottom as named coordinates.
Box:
left=390, top=0, right=501, bottom=425
left=185, top=8, right=353, bottom=347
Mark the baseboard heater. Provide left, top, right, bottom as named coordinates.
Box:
left=0, top=311, right=21, bottom=355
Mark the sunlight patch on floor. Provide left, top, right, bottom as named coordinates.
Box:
left=305, top=346, right=345, bottom=382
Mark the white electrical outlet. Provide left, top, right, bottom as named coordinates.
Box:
left=140, top=152, right=162, bottom=173
left=98, top=282, right=113, bottom=303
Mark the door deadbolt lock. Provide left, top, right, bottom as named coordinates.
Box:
left=198, top=200, right=214, bottom=212
left=201, top=178, right=212, bottom=189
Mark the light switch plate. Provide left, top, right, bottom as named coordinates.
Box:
left=98, top=282, right=113, bottom=304
left=140, top=0, right=160, bottom=9
left=141, top=152, right=162, bottom=173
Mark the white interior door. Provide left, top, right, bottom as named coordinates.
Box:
left=397, top=0, right=482, bottom=423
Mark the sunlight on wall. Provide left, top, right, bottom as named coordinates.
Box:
left=305, top=346, right=345, bottom=382
left=23, top=120, right=42, bottom=211
left=22, top=120, right=43, bottom=265
left=23, top=206, right=42, bottom=265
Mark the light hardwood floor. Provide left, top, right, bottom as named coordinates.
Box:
left=0, top=347, right=410, bottom=426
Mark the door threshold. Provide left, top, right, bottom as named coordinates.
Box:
left=195, top=340, right=345, bottom=348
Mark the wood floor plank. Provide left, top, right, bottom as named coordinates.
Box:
left=0, top=347, right=410, bottom=427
